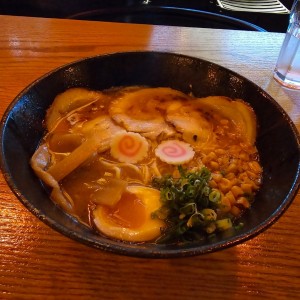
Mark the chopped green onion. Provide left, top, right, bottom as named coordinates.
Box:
left=201, top=208, right=217, bottom=221
left=187, top=213, right=205, bottom=228
left=234, top=222, right=244, bottom=231
left=179, top=203, right=197, bottom=215
left=209, top=189, right=221, bottom=203
left=152, top=166, right=239, bottom=243
left=216, top=218, right=233, bottom=231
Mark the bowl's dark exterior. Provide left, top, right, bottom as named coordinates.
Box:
left=1, top=51, right=300, bottom=258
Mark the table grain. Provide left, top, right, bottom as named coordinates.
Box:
left=0, top=15, right=300, bottom=300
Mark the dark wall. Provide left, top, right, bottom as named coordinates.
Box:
left=0, top=0, right=292, bottom=32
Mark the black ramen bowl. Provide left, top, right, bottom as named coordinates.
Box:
left=1, top=51, right=300, bottom=258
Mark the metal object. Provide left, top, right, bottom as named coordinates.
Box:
left=217, top=0, right=290, bottom=13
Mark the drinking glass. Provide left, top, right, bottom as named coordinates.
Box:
left=274, top=0, right=300, bottom=89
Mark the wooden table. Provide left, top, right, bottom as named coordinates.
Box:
left=1, top=15, right=299, bottom=300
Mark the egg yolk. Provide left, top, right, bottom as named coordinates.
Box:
left=102, top=191, right=146, bottom=229
left=93, top=186, right=165, bottom=242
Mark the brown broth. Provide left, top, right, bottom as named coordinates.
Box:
left=31, top=87, right=262, bottom=240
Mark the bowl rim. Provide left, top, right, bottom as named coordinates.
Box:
left=1, top=50, right=300, bottom=258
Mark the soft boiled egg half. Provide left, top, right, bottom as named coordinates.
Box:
left=93, top=185, right=165, bottom=242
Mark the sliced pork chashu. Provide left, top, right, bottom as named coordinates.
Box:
left=108, top=87, right=189, bottom=139
left=166, top=100, right=215, bottom=148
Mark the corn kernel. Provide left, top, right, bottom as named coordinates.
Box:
left=230, top=145, right=241, bottom=153
left=206, top=223, right=217, bottom=234
left=212, top=173, right=223, bottom=182
left=246, top=170, right=257, bottom=180
left=225, top=172, right=235, bottom=180
left=227, top=163, right=237, bottom=173
left=236, top=196, right=250, bottom=208
left=207, top=151, right=217, bottom=161
left=248, top=161, right=262, bottom=174
left=220, top=196, right=231, bottom=213
left=221, top=156, right=229, bottom=166
left=219, top=178, right=232, bottom=193
left=239, top=151, right=249, bottom=161
left=220, top=119, right=229, bottom=125
left=230, top=205, right=242, bottom=217
left=231, top=185, right=244, bottom=198
left=209, top=180, right=218, bottom=188
left=241, top=183, right=252, bottom=194
left=225, top=191, right=236, bottom=205
left=238, top=172, right=249, bottom=182
left=210, top=161, right=219, bottom=170
left=251, top=180, right=260, bottom=191
left=215, top=148, right=226, bottom=155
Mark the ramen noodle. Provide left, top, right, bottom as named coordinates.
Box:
left=30, top=86, right=262, bottom=243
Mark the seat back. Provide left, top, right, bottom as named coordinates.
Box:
left=67, top=6, right=267, bottom=31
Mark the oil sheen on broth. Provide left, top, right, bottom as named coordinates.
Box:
left=30, top=86, right=262, bottom=243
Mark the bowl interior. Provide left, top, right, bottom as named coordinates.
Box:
left=1, top=51, right=300, bottom=258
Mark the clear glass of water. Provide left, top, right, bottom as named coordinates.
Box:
left=274, top=0, right=300, bottom=89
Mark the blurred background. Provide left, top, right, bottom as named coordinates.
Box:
left=0, top=0, right=295, bottom=32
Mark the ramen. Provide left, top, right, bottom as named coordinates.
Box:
left=30, top=86, right=262, bottom=243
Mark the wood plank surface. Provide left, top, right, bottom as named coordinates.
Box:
left=0, top=15, right=300, bottom=300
